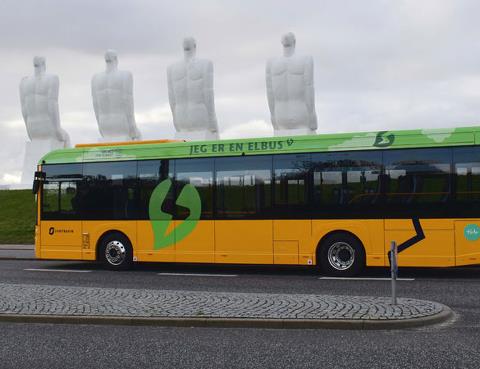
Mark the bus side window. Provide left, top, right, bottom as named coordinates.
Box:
left=137, top=160, right=172, bottom=220
left=83, top=161, right=137, bottom=220
left=215, top=156, right=272, bottom=219
left=312, top=151, right=382, bottom=217
left=273, top=154, right=310, bottom=217
left=41, top=163, right=83, bottom=220
left=60, top=181, right=78, bottom=215
left=453, top=146, right=480, bottom=217
left=42, top=182, right=60, bottom=216
left=174, top=158, right=214, bottom=220
left=384, top=148, right=451, bottom=217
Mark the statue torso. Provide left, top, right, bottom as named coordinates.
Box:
left=20, top=74, right=59, bottom=138
left=268, top=55, right=313, bottom=129
left=92, top=70, right=132, bottom=136
left=168, top=59, right=211, bottom=130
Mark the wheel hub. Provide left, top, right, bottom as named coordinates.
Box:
left=327, top=242, right=355, bottom=271
left=105, top=240, right=126, bottom=266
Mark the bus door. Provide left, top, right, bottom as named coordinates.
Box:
left=40, top=169, right=83, bottom=260
left=137, top=160, right=175, bottom=262
left=272, top=154, right=312, bottom=265
left=173, top=158, right=215, bottom=263
left=384, top=148, right=455, bottom=267
left=214, top=156, right=273, bottom=264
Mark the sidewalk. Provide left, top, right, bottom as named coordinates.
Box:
left=0, top=244, right=34, bottom=259
left=0, top=283, right=452, bottom=329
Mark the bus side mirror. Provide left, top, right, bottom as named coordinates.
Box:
left=32, top=171, right=46, bottom=194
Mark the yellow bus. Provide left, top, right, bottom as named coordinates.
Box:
left=32, top=127, right=480, bottom=276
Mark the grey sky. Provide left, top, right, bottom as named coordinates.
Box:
left=1, top=0, right=480, bottom=184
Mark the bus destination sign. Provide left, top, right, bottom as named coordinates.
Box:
left=189, top=138, right=295, bottom=155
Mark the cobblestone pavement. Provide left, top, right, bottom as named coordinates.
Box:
left=0, top=283, right=446, bottom=321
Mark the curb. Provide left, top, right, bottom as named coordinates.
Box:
left=0, top=245, right=34, bottom=250
left=0, top=306, right=453, bottom=330
left=0, top=245, right=35, bottom=260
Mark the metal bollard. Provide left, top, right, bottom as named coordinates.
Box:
left=390, top=241, right=398, bottom=305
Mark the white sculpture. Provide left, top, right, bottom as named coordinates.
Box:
left=167, top=37, right=219, bottom=140
left=91, top=50, right=141, bottom=142
left=19, top=56, right=70, bottom=185
left=266, top=32, right=317, bottom=136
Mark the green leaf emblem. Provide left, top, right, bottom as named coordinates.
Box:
left=148, top=179, right=201, bottom=249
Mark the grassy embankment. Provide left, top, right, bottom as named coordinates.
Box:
left=0, top=190, right=36, bottom=244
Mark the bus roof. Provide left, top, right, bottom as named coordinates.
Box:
left=40, top=125, right=480, bottom=165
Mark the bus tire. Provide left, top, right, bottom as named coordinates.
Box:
left=318, top=233, right=365, bottom=277
left=99, top=232, right=133, bottom=271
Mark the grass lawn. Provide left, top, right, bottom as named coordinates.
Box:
left=0, top=190, right=36, bottom=244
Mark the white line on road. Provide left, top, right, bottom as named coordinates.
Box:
left=319, top=277, right=415, bottom=281
left=24, top=268, right=92, bottom=273
left=158, top=272, right=238, bottom=277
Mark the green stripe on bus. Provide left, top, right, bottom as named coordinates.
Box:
left=39, top=126, right=479, bottom=165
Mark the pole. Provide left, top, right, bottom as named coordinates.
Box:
left=390, top=241, right=398, bottom=305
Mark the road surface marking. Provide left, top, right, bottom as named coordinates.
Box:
left=319, top=277, right=414, bottom=281
left=158, top=272, right=238, bottom=277
left=24, top=268, right=92, bottom=273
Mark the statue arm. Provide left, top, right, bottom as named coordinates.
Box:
left=265, top=60, right=277, bottom=129
left=124, top=72, right=140, bottom=140
left=47, top=76, right=66, bottom=142
left=167, top=67, right=179, bottom=131
left=204, top=61, right=217, bottom=133
left=19, top=80, right=31, bottom=140
left=305, top=56, right=317, bottom=131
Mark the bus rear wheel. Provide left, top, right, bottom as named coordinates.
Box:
left=318, top=233, right=365, bottom=277
left=99, top=232, right=133, bottom=271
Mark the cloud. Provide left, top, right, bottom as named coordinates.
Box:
left=1, top=173, right=21, bottom=185
left=222, top=120, right=273, bottom=139
left=1, top=0, right=480, bottom=185
left=135, top=104, right=171, bottom=126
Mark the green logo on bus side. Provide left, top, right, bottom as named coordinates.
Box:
left=464, top=224, right=480, bottom=242
left=373, top=131, right=395, bottom=148
left=148, top=179, right=201, bottom=249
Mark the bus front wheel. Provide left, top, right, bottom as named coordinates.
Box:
left=99, top=232, right=133, bottom=271
left=318, top=233, right=365, bottom=277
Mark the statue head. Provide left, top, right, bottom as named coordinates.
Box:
left=33, top=56, right=46, bottom=75
left=281, top=32, right=296, bottom=57
left=104, top=49, right=118, bottom=71
left=183, top=37, right=197, bottom=60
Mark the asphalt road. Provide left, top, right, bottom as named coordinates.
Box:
left=0, top=259, right=479, bottom=369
